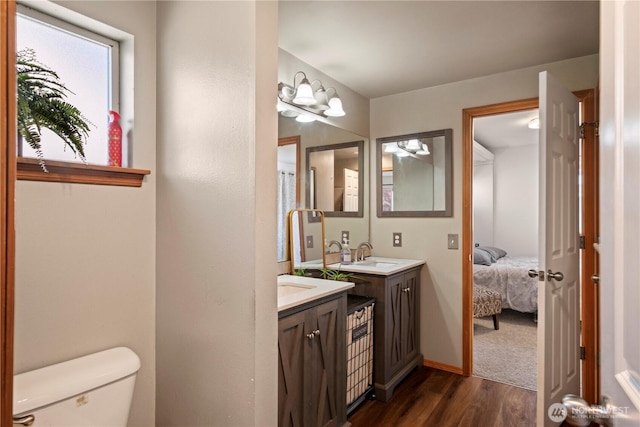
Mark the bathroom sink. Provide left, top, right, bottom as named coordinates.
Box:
left=327, top=257, right=426, bottom=276
left=277, top=282, right=315, bottom=298
left=354, top=260, right=399, bottom=268
left=277, top=275, right=354, bottom=312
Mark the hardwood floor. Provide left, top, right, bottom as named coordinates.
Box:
left=348, top=367, right=536, bottom=427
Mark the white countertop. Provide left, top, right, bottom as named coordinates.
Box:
left=277, top=275, right=354, bottom=312
left=326, top=256, right=425, bottom=276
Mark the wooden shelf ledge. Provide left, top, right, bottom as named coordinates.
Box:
left=17, top=157, right=151, bottom=187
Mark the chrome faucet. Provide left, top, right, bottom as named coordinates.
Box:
left=326, top=240, right=343, bottom=253
left=355, top=242, right=373, bottom=262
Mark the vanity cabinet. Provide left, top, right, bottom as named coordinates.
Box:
left=278, top=293, right=348, bottom=427
left=349, top=266, right=422, bottom=402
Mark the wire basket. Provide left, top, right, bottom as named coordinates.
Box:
left=346, top=295, right=375, bottom=412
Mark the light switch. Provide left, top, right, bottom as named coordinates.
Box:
left=306, top=235, right=314, bottom=249
left=393, top=232, right=402, bottom=247
left=448, top=234, right=458, bottom=250
left=342, top=230, right=350, bottom=242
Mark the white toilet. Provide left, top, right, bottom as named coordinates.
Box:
left=13, top=347, right=141, bottom=426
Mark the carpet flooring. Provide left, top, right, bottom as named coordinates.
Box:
left=473, top=309, right=538, bottom=391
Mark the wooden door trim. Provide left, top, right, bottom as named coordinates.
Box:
left=461, top=92, right=599, bottom=404
left=576, top=88, right=599, bottom=404
left=462, top=97, right=538, bottom=376
left=1, top=1, right=16, bottom=425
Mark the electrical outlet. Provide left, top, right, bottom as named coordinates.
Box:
left=448, top=233, right=459, bottom=249
left=393, top=232, right=402, bottom=247
left=306, top=235, right=314, bottom=249
left=342, top=230, right=350, bottom=242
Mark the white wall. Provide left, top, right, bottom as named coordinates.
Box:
left=14, top=1, right=157, bottom=426
left=156, top=2, right=278, bottom=426
left=473, top=163, right=494, bottom=247
left=493, top=144, right=539, bottom=257
left=370, top=54, right=598, bottom=369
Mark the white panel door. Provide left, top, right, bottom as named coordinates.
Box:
left=537, top=71, right=581, bottom=426
left=343, top=168, right=358, bottom=212
left=599, top=1, right=640, bottom=425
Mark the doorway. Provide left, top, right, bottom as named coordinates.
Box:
left=471, top=107, right=540, bottom=391
left=461, top=90, right=599, bottom=402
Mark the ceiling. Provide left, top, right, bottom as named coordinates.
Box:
left=474, top=108, right=539, bottom=149
left=278, top=1, right=599, bottom=100
left=279, top=1, right=598, bottom=151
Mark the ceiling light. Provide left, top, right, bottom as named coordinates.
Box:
left=528, top=117, right=540, bottom=129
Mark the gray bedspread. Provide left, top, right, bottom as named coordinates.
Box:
left=473, top=256, right=538, bottom=313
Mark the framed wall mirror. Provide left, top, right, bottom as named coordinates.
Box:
left=377, top=129, right=453, bottom=217
left=278, top=116, right=370, bottom=260
left=306, top=140, right=364, bottom=218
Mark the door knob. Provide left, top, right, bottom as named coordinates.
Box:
left=13, top=415, right=35, bottom=426
left=528, top=269, right=543, bottom=280
left=547, top=270, right=564, bottom=281
left=591, top=274, right=600, bottom=284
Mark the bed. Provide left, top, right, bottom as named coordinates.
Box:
left=473, top=247, right=538, bottom=313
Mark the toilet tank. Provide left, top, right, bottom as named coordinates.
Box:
left=13, top=347, right=141, bottom=427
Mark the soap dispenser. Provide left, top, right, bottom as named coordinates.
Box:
left=341, top=238, right=351, bottom=264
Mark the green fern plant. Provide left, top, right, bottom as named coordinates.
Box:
left=319, top=268, right=354, bottom=282
left=17, top=48, right=91, bottom=171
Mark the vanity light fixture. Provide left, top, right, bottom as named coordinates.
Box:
left=396, top=139, right=431, bottom=158
left=277, top=71, right=346, bottom=120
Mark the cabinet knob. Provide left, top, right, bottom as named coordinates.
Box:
left=306, top=329, right=320, bottom=340
left=402, top=287, right=411, bottom=293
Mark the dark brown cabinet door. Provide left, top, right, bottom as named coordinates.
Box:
left=401, top=269, right=419, bottom=366
left=278, top=295, right=347, bottom=427
left=386, top=274, right=405, bottom=376
left=278, top=309, right=309, bottom=427
left=347, top=266, right=422, bottom=402
left=310, top=298, right=345, bottom=427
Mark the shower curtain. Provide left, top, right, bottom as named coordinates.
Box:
left=277, top=170, right=296, bottom=261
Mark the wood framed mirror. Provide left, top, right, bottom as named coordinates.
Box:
left=288, top=209, right=326, bottom=274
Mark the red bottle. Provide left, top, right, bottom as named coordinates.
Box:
left=108, top=110, right=122, bottom=166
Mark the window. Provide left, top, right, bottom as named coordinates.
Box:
left=17, top=5, right=119, bottom=166
left=15, top=4, right=149, bottom=186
